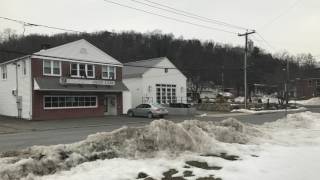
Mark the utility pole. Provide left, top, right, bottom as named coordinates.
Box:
left=238, top=30, right=255, bottom=109
left=221, top=65, right=224, bottom=90
left=285, top=59, right=289, bottom=116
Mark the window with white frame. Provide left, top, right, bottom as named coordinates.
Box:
left=102, top=66, right=116, bottom=80
left=156, top=84, right=176, bottom=104
left=44, top=96, right=97, bottom=109
left=43, top=60, right=61, bottom=76
left=1, top=65, right=7, bottom=80
left=70, top=63, right=95, bottom=78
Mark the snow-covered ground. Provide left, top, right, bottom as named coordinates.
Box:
left=234, top=96, right=279, bottom=104
left=1, top=112, right=320, bottom=180
left=290, top=97, right=320, bottom=106
left=232, top=107, right=306, bottom=114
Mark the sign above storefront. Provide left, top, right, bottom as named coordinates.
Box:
left=60, top=77, right=115, bottom=86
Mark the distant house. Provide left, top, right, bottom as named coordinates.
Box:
left=0, top=39, right=130, bottom=120
left=122, top=57, right=187, bottom=110
left=294, top=66, right=320, bottom=98
left=295, top=78, right=320, bottom=98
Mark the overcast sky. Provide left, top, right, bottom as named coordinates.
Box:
left=1, top=0, right=319, bottom=58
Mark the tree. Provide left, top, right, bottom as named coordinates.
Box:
left=0, top=28, right=18, bottom=42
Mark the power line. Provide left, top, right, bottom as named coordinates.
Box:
left=259, top=0, right=302, bottom=30
left=129, top=0, right=249, bottom=31
left=255, top=32, right=277, bottom=51
left=102, top=0, right=239, bottom=35
left=143, top=0, right=251, bottom=31
left=0, top=16, right=84, bottom=33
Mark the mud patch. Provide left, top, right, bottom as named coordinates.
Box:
left=196, top=176, right=222, bottom=180
left=201, top=152, right=239, bottom=161
left=162, top=169, right=185, bottom=180
left=185, top=161, right=222, bottom=170
left=183, top=170, right=194, bottom=177
left=137, top=172, right=149, bottom=179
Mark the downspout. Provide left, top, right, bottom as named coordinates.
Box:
left=14, top=62, right=22, bottom=119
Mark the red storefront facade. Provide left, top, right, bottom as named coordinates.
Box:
left=28, top=39, right=128, bottom=120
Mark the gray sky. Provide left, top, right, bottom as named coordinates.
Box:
left=1, top=0, right=319, bottom=58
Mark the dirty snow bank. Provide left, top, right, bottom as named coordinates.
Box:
left=291, top=97, right=320, bottom=106
left=232, top=107, right=306, bottom=114
left=234, top=96, right=278, bottom=103
left=0, top=118, right=262, bottom=180
left=28, top=111, right=320, bottom=180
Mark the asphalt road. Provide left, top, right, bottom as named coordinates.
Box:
left=0, top=107, right=318, bottom=153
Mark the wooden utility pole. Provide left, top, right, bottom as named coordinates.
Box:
left=238, top=30, right=255, bottom=109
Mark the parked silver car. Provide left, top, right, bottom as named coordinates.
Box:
left=127, top=103, right=168, bottom=118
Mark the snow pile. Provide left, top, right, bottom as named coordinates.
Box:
left=2, top=112, right=320, bottom=180
left=234, top=96, right=278, bottom=104
left=260, top=95, right=278, bottom=104
left=292, top=97, right=320, bottom=106
left=234, top=96, right=244, bottom=103
left=0, top=119, right=262, bottom=180
left=232, top=107, right=306, bottom=114
left=263, top=111, right=320, bottom=129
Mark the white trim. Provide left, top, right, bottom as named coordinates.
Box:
left=32, top=55, right=123, bottom=67
left=43, top=95, right=98, bottom=110
left=104, top=95, right=117, bottom=115
left=0, top=55, right=31, bottom=66
left=101, top=65, right=116, bottom=80
left=43, top=60, right=62, bottom=76
left=36, top=89, right=124, bottom=92
left=70, top=63, right=96, bottom=78
left=86, top=64, right=95, bottom=78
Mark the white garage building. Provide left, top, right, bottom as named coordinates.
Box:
left=123, top=57, right=187, bottom=110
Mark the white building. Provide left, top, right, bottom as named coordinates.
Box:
left=123, top=57, right=187, bottom=110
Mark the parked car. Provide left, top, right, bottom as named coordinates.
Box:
left=127, top=103, right=168, bottom=118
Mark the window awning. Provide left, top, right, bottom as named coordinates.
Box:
left=34, top=77, right=128, bottom=92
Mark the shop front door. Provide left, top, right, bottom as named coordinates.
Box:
left=104, top=95, right=117, bottom=115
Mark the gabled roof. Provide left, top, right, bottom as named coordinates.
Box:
left=123, top=57, right=167, bottom=78
left=32, top=39, right=122, bottom=66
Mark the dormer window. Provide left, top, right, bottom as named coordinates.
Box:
left=70, top=63, right=95, bottom=78
left=102, top=66, right=116, bottom=80
left=43, top=60, right=61, bottom=76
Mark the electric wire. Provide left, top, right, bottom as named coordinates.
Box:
left=103, top=0, right=239, bottom=35
left=129, top=0, right=249, bottom=31
left=255, top=32, right=277, bottom=51
left=258, top=0, right=302, bottom=30
left=143, top=0, right=251, bottom=31
left=0, top=16, right=84, bottom=33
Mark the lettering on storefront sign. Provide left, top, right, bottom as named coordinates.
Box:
left=60, top=77, right=115, bottom=86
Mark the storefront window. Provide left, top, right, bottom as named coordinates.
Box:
left=44, top=96, right=97, bottom=109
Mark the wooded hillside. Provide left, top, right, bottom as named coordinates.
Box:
left=0, top=30, right=317, bottom=93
